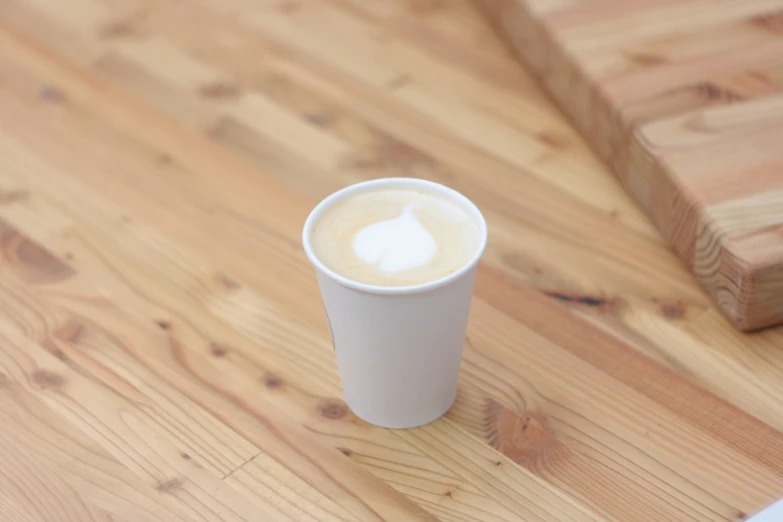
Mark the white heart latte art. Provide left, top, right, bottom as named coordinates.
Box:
left=352, top=204, right=437, bottom=272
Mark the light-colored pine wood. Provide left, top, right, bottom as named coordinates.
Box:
left=1, top=0, right=783, bottom=521
left=478, top=0, right=783, bottom=330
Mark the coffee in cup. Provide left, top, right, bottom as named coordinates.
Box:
left=303, top=178, right=487, bottom=428
left=309, top=188, right=482, bottom=287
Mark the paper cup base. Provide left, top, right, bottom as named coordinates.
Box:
left=345, top=388, right=458, bottom=429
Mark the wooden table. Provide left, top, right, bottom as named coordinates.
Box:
left=0, top=1, right=782, bottom=520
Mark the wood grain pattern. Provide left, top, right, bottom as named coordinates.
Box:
left=1, top=0, right=783, bottom=520
left=478, top=0, right=783, bottom=331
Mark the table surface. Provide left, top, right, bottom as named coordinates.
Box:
left=0, top=0, right=782, bottom=521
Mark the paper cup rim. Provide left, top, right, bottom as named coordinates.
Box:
left=302, top=178, right=488, bottom=295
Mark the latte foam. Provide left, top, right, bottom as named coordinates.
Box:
left=310, top=188, right=481, bottom=286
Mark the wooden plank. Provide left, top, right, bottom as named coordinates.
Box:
left=0, top=139, right=601, bottom=520
left=0, top=229, right=440, bottom=522
left=0, top=377, right=205, bottom=522
left=0, top=64, right=771, bottom=521
left=477, top=0, right=783, bottom=330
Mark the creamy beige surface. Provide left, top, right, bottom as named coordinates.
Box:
left=311, top=188, right=481, bottom=286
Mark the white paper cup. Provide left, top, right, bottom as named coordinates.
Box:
left=303, top=178, right=488, bottom=429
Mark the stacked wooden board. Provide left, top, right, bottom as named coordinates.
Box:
left=478, top=0, right=783, bottom=330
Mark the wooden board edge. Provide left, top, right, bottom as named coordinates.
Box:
left=718, top=230, right=783, bottom=331
left=473, top=0, right=782, bottom=330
